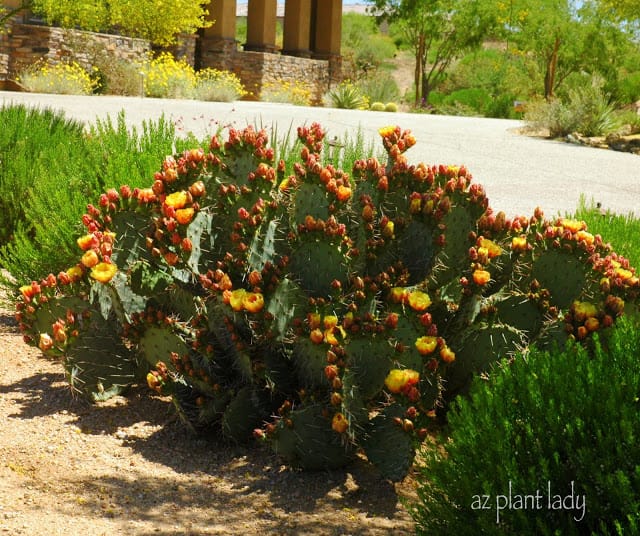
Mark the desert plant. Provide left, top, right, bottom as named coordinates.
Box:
left=409, top=314, right=640, bottom=535
left=326, top=80, right=369, bottom=109
left=385, top=102, right=398, bottom=112
left=14, top=123, right=640, bottom=481
left=370, top=102, right=386, bottom=112
left=18, top=60, right=98, bottom=95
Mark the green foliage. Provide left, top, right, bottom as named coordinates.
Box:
left=409, top=314, right=640, bottom=535
left=0, top=104, right=89, bottom=248
left=342, top=13, right=398, bottom=75
left=370, top=0, right=498, bottom=106
left=0, top=107, right=196, bottom=286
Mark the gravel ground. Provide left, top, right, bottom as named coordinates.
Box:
left=0, top=305, right=415, bottom=536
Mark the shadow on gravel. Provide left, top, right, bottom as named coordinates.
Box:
left=2, top=370, right=411, bottom=532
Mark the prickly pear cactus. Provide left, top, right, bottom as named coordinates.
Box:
left=15, top=122, right=640, bottom=481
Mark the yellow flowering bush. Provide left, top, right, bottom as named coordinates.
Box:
left=260, top=80, right=313, bottom=106
left=191, top=68, right=247, bottom=102
left=18, top=61, right=97, bottom=95
left=142, top=53, right=195, bottom=99
left=141, top=54, right=246, bottom=101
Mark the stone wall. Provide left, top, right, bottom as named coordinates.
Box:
left=1, top=22, right=340, bottom=103
left=232, top=50, right=332, bottom=104
left=1, top=23, right=150, bottom=80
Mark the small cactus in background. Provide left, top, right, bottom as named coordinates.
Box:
left=15, top=122, right=640, bottom=480
left=384, top=102, right=398, bottom=112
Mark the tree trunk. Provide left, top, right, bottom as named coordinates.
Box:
left=414, top=32, right=425, bottom=107
left=544, top=36, right=561, bottom=100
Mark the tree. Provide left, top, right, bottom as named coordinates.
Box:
left=29, top=0, right=212, bottom=46
left=369, top=0, right=497, bottom=107
left=496, top=0, right=636, bottom=100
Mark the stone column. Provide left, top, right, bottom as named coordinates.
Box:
left=311, top=0, right=341, bottom=60
left=199, top=0, right=238, bottom=71
left=245, top=0, right=278, bottom=53
left=282, top=0, right=311, bottom=58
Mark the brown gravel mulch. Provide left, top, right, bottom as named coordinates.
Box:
left=0, top=307, right=416, bottom=535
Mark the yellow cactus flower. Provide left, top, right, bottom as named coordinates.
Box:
left=164, top=191, right=189, bottom=209
left=408, top=290, right=431, bottom=312
left=415, top=336, right=438, bottom=355
left=90, top=262, right=118, bottom=284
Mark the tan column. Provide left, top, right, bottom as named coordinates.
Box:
left=312, top=0, right=342, bottom=59
left=203, top=0, right=237, bottom=41
left=245, top=0, right=278, bottom=53
left=282, top=0, right=311, bottom=57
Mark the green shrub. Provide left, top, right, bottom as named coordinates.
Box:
left=525, top=75, right=621, bottom=137
left=355, top=72, right=400, bottom=104
left=409, top=315, right=640, bottom=535
left=0, top=109, right=196, bottom=288
left=0, top=104, right=89, bottom=248
left=442, top=88, right=492, bottom=116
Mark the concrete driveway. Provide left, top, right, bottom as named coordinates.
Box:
left=2, top=91, right=638, bottom=219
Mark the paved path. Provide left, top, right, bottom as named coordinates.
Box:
left=2, top=91, right=638, bottom=219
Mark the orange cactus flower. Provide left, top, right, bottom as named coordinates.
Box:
left=408, top=290, right=431, bottom=312
left=389, top=287, right=408, bottom=304
left=164, top=191, right=188, bottom=210
left=336, top=185, right=352, bottom=202
left=136, top=188, right=156, bottom=204
left=478, top=238, right=502, bottom=258
left=575, top=230, right=595, bottom=246
left=176, top=207, right=195, bottom=225
left=66, top=266, right=84, bottom=283
left=415, top=336, right=438, bottom=355
left=310, top=328, right=324, bottom=345
left=77, top=234, right=97, bottom=251
left=378, top=126, right=397, bottom=138
left=560, top=218, right=585, bottom=234
left=331, top=412, right=348, bottom=434
left=439, top=345, right=456, bottom=363
left=323, top=315, right=339, bottom=330
left=90, top=262, right=118, bottom=284
left=81, top=250, right=100, bottom=268
left=242, top=292, right=264, bottom=313
left=38, top=333, right=54, bottom=352
left=472, top=269, right=491, bottom=286
left=308, top=312, right=322, bottom=330
left=511, top=236, right=528, bottom=252
left=384, top=368, right=420, bottom=394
